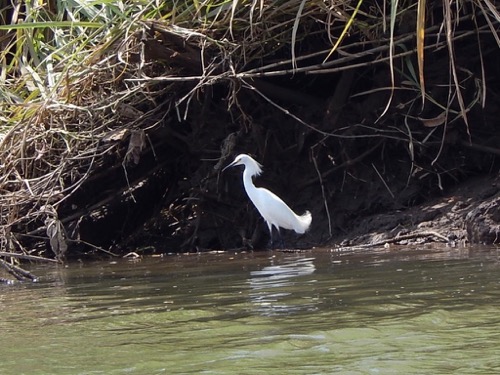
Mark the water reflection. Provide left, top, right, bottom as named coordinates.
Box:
left=248, top=256, right=317, bottom=315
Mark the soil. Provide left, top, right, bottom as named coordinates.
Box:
left=330, top=173, right=500, bottom=249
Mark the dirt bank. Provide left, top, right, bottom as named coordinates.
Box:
left=332, top=174, right=499, bottom=249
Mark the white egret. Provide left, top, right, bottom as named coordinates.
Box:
left=223, top=154, right=312, bottom=247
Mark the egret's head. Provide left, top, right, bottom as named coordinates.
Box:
left=222, top=154, right=263, bottom=177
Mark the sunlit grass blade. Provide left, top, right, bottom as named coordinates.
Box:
left=323, top=0, right=364, bottom=63
left=443, top=0, right=470, bottom=140
left=378, top=0, right=398, bottom=120
left=291, top=0, right=307, bottom=71
left=230, top=0, right=239, bottom=38
left=477, top=0, right=500, bottom=48
left=417, top=0, right=426, bottom=109
left=0, top=21, right=103, bottom=30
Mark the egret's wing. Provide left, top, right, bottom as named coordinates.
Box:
left=253, top=188, right=300, bottom=231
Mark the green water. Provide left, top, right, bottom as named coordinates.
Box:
left=1, top=247, right=500, bottom=374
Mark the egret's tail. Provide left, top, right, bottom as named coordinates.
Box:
left=294, top=210, right=312, bottom=234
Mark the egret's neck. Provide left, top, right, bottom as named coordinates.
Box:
left=242, top=168, right=256, bottom=197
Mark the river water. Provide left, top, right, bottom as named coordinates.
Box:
left=1, top=246, right=500, bottom=374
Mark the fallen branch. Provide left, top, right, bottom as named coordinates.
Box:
left=0, top=251, right=60, bottom=263
left=0, top=258, right=38, bottom=281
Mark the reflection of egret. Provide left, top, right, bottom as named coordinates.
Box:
left=223, top=154, right=312, bottom=247
left=248, top=257, right=316, bottom=315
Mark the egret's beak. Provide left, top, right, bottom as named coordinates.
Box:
left=222, top=159, right=238, bottom=172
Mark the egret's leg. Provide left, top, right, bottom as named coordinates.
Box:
left=276, top=228, right=285, bottom=249
left=266, top=223, right=274, bottom=249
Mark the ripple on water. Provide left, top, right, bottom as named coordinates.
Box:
left=1, top=247, right=500, bottom=374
